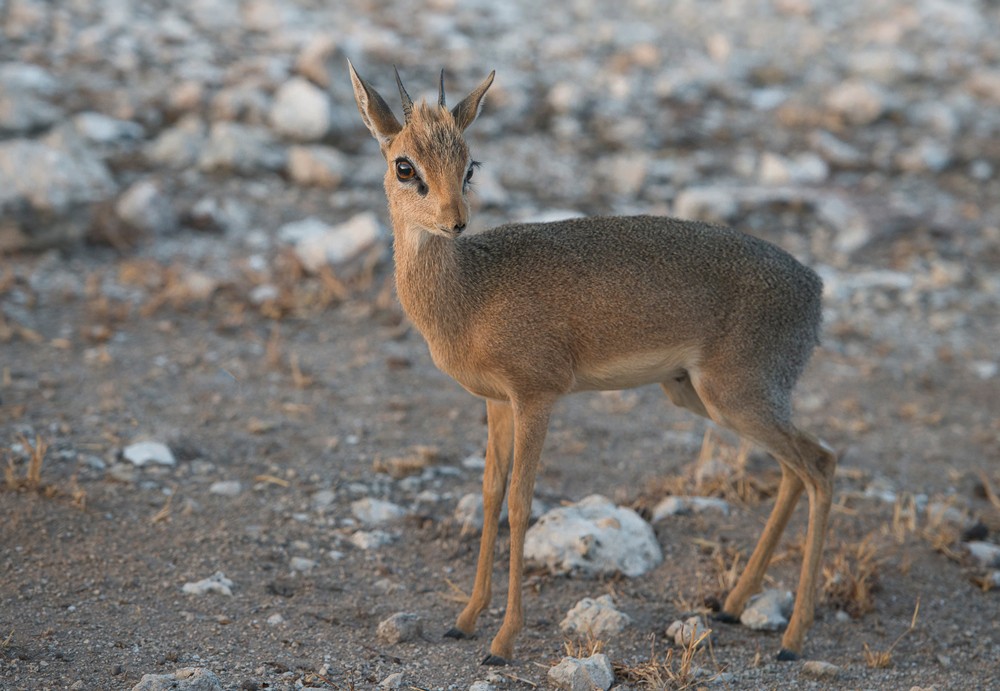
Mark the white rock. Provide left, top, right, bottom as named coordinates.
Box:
left=673, top=186, right=739, bottom=223
left=525, top=495, right=662, bottom=578
left=311, top=489, right=337, bottom=511
left=270, top=77, right=331, bottom=141
left=350, top=530, right=394, bottom=550
left=378, top=672, right=405, bottom=689
left=652, top=496, right=730, bottom=521
left=818, top=196, right=872, bottom=255
left=208, top=480, right=242, bottom=497
left=266, top=613, right=284, bottom=626
left=123, top=441, right=176, bottom=467
left=824, top=80, right=884, bottom=125
left=146, top=115, right=206, bottom=169
left=802, top=660, right=840, bottom=679
left=290, top=556, right=317, bottom=572
left=198, top=122, right=285, bottom=174
left=560, top=594, right=632, bottom=639
left=351, top=498, right=406, bottom=526
left=73, top=112, right=144, bottom=143
left=740, top=589, right=793, bottom=631
left=281, top=212, right=383, bottom=272
left=758, top=152, right=829, bottom=185
left=131, top=667, right=223, bottom=691
left=547, top=653, right=614, bottom=691
left=468, top=682, right=497, bottom=691
left=0, top=138, right=116, bottom=249
left=376, top=612, right=422, bottom=644
left=287, top=145, right=347, bottom=188
left=295, top=35, right=341, bottom=88
left=182, top=571, right=233, bottom=597
left=666, top=615, right=711, bottom=647
left=116, top=179, right=178, bottom=235
left=965, top=541, right=1000, bottom=568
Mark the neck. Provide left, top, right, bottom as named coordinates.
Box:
left=390, top=212, right=469, bottom=346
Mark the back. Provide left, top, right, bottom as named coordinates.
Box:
left=456, top=215, right=822, bottom=351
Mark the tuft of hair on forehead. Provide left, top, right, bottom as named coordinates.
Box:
left=400, top=102, right=469, bottom=165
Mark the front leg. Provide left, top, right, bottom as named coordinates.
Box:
left=483, top=396, right=553, bottom=665
left=447, top=399, right=514, bottom=639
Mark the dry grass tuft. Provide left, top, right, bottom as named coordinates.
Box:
left=4, top=435, right=47, bottom=491
left=822, top=531, right=884, bottom=618
left=638, top=429, right=780, bottom=515
left=614, top=632, right=720, bottom=689
left=863, top=599, right=920, bottom=668
left=4, top=436, right=87, bottom=508
left=563, top=634, right=606, bottom=659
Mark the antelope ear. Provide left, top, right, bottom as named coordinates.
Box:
left=348, top=59, right=402, bottom=152
left=451, top=71, right=495, bottom=131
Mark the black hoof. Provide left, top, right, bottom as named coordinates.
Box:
left=776, top=648, right=800, bottom=662
left=481, top=654, right=509, bottom=666
left=711, top=611, right=741, bottom=624
left=444, top=627, right=471, bottom=640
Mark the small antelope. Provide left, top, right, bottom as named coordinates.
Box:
left=349, top=61, right=836, bottom=665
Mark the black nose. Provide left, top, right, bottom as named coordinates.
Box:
left=453, top=222, right=466, bottom=234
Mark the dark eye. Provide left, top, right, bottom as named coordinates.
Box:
left=395, top=159, right=416, bottom=181
left=465, top=161, right=480, bottom=185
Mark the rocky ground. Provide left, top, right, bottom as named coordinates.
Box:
left=2, top=0, right=999, bottom=689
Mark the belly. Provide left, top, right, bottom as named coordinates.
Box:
left=573, top=347, right=699, bottom=392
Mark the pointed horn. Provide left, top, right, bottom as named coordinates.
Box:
left=393, top=65, right=413, bottom=123
left=438, top=69, right=446, bottom=108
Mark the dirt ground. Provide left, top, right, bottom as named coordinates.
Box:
left=2, top=231, right=999, bottom=690
left=2, top=1, right=1000, bottom=687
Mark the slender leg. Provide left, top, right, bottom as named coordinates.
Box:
left=447, top=399, right=515, bottom=639
left=690, top=371, right=836, bottom=658
left=778, top=435, right=836, bottom=659
left=720, top=466, right=804, bottom=620
left=483, top=397, right=553, bottom=665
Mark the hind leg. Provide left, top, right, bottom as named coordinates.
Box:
left=690, top=372, right=836, bottom=658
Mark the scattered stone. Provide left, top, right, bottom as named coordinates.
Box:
left=560, top=594, right=632, bottom=639
left=122, top=441, right=176, bottom=467
left=666, top=615, right=711, bottom=647
left=266, top=613, right=284, bottom=626
left=964, top=541, right=1000, bottom=568
left=454, top=492, right=504, bottom=534
left=287, top=145, right=347, bottom=188
left=802, top=660, right=840, bottom=679
left=208, top=480, right=243, bottom=497
left=524, top=495, right=662, bottom=578
left=279, top=212, right=383, bottom=272
left=547, top=653, right=614, bottom=691
left=378, top=672, right=405, bottom=689
left=146, top=115, right=207, bottom=169
left=73, top=112, right=145, bottom=144
left=131, top=667, right=223, bottom=691
left=269, top=77, right=332, bottom=141
left=349, top=530, right=394, bottom=550
left=740, top=589, right=794, bottom=631
left=0, top=138, right=116, bottom=251
left=198, top=122, right=286, bottom=174
left=376, top=612, right=422, bottom=645
left=824, top=79, right=885, bottom=125
left=351, top=498, right=406, bottom=526
left=295, top=35, right=342, bottom=88
left=115, top=179, right=178, bottom=236
left=182, top=572, right=234, bottom=597
left=289, top=556, right=317, bottom=572
left=758, top=151, right=829, bottom=185
left=651, top=495, right=730, bottom=521
left=468, top=682, right=497, bottom=691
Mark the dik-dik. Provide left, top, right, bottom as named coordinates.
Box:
left=348, top=61, right=836, bottom=665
